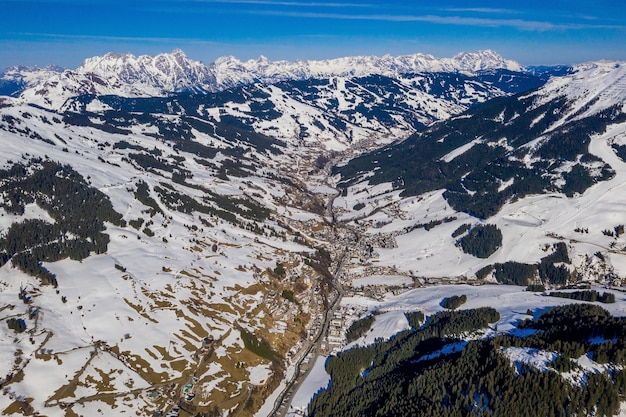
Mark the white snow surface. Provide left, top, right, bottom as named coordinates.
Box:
left=343, top=284, right=626, bottom=335
left=530, top=60, right=626, bottom=128
left=440, top=137, right=483, bottom=163
left=349, top=310, right=412, bottom=347
left=2, top=55, right=626, bottom=416
left=0, top=101, right=325, bottom=416
left=502, top=347, right=558, bottom=374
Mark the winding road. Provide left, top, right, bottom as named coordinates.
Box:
left=270, top=248, right=347, bottom=417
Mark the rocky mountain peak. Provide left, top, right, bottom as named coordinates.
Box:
left=451, top=49, right=522, bottom=72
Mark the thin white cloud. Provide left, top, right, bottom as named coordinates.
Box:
left=248, top=10, right=626, bottom=31
left=9, top=32, right=225, bottom=45
left=442, top=8, right=521, bottom=15
left=1, top=0, right=373, bottom=6
left=172, top=0, right=373, bottom=7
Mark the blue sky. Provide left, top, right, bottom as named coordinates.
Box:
left=1, top=0, right=626, bottom=70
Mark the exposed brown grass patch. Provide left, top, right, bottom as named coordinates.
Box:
left=111, top=347, right=169, bottom=384
left=2, top=399, right=33, bottom=416
left=179, top=270, right=199, bottom=279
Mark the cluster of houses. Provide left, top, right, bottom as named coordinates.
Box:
left=321, top=305, right=370, bottom=355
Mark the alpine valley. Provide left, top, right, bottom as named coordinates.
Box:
left=0, top=49, right=625, bottom=417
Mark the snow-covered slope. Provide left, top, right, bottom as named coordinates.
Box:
left=531, top=60, right=626, bottom=126
left=0, top=96, right=336, bottom=417
left=48, top=68, right=543, bottom=151
left=16, top=50, right=215, bottom=109
left=78, top=48, right=218, bottom=94
left=289, top=283, right=626, bottom=416
left=0, top=55, right=539, bottom=414
left=0, top=65, right=64, bottom=96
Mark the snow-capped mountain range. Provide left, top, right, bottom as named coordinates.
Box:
left=0, top=49, right=540, bottom=151
left=3, top=49, right=522, bottom=109
left=208, top=48, right=522, bottom=87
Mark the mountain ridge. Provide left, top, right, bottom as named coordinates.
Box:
left=42, top=69, right=544, bottom=152
left=4, top=49, right=523, bottom=109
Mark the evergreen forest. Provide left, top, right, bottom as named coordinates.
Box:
left=0, top=159, right=124, bottom=285
left=307, top=304, right=626, bottom=417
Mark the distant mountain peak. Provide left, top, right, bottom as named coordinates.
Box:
left=170, top=48, right=187, bottom=56
left=452, top=49, right=522, bottom=72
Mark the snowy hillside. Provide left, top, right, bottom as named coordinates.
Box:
left=25, top=68, right=543, bottom=153
left=0, top=96, right=339, bottom=417
left=292, top=285, right=626, bottom=417
left=333, top=61, right=626, bottom=282
left=532, top=60, right=626, bottom=126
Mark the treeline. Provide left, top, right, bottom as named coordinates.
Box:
left=307, top=304, right=626, bottom=417
left=476, top=242, right=572, bottom=286
left=548, top=290, right=615, bottom=304
left=451, top=223, right=471, bottom=238
left=423, top=307, right=499, bottom=337
left=404, top=311, right=425, bottom=329
left=346, top=315, right=376, bottom=343
left=133, top=180, right=163, bottom=216
left=456, top=224, right=502, bottom=258
left=153, top=181, right=270, bottom=224
left=404, top=216, right=457, bottom=234
left=240, top=329, right=277, bottom=361
left=440, top=294, right=467, bottom=310
left=494, top=262, right=538, bottom=285
left=0, top=159, right=124, bottom=285
left=308, top=308, right=500, bottom=417
left=538, top=242, right=571, bottom=285
left=512, top=304, right=626, bottom=372
left=518, top=303, right=626, bottom=345
left=93, top=94, right=286, bottom=155
left=336, top=94, right=624, bottom=219
left=124, top=152, right=183, bottom=175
